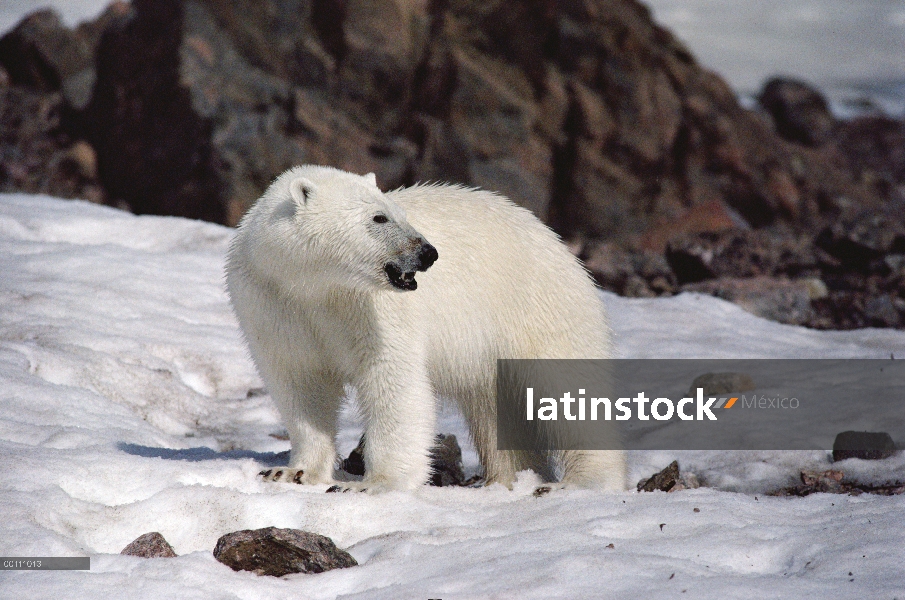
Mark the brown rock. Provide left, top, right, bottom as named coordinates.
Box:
left=666, top=230, right=818, bottom=284
left=448, top=49, right=534, bottom=153
left=0, top=85, right=103, bottom=200
left=640, top=200, right=738, bottom=253
left=583, top=242, right=637, bottom=291
left=836, top=116, right=905, bottom=197
left=0, top=9, right=92, bottom=93
left=583, top=242, right=676, bottom=297
left=570, top=80, right=614, bottom=143
left=214, top=527, right=357, bottom=577
left=430, top=433, right=467, bottom=487
left=339, top=0, right=428, bottom=123
left=766, top=168, right=801, bottom=219
left=340, top=435, right=367, bottom=477
left=664, top=236, right=718, bottom=285
left=799, top=469, right=844, bottom=493
left=862, top=295, right=901, bottom=328
left=758, top=78, right=835, bottom=147
left=688, top=372, right=755, bottom=397
left=550, top=138, right=646, bottom=240
left=535, top=66, right=569, bottom=142
left=683, top=276, right=816, bottom=326
left=774, top=467, right=905, bottom=497
left=80, top=0, right=226, bottom=222
left=121, top=532, right=177, bottom=558
left=816, top=210, right=905, bottom=270
left=341, top=433, right=467, bottom=487
left=406, top=114, right=470, bottom=185
left=637, top=460, right=680, bottom=492
left=0, top=4, right=126, bottom=109
left=832, top=431, right=897, bottom=462
left=61, top=140, right=98, bottom=179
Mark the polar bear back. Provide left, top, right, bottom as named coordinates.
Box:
left=385, top=184, right=612, bottom=386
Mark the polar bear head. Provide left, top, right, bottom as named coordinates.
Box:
left=259, top=166, right=437, bottom=293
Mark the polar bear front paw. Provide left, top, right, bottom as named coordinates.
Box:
left=259, top=468, right=307, bottom=484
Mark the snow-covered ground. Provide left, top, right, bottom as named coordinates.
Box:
left=1, top=193, right=904, bottom=598
left=2, top=0, right=905, bottom=117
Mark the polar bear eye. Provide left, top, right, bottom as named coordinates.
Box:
left=373, top=214, right=389, bottom=224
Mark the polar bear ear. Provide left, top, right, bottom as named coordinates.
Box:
left=289, top=177, right=316, bottom=206
left=364, top=172, right=377, bottom=186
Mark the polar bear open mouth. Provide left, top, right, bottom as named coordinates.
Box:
left=384, top=263, right=418, bottom=290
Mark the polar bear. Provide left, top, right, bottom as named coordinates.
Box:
left=226, top=165, right=625, bottom=492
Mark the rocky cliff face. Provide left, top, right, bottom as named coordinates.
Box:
left=1, top=0, right=903, bottom=329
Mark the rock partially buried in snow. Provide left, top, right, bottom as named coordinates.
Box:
left=638, top=460, right=679, bottom=492
left=341, top=433, right=467, bottom=487
left=340, top=435, right=367, bottom=476
left=429, top=433, right=467, bottom=487
left=687, top=372, right=755, bottom=397
left=213, top=527, right=357, bottom=577
left=683, top=277, right=816, bottom=326
left=637, top=461, right=701, bottom=493
left=773, top=469, right=905, bottom=497
left=800, top=469, right=844, bottom=492
left=832, top=431, right=897, bottom=462
left=120, top=532, right=177, bottom=558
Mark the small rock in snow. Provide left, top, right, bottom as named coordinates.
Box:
left=121, top=532, right=177, bottom=558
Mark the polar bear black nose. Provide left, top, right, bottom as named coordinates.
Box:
left=417, top=243, right=438, bottom=271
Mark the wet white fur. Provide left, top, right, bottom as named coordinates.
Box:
left=226, top=165, right=626, bottom=491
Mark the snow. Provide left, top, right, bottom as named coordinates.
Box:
left=1, top=193, right=904, bottom=598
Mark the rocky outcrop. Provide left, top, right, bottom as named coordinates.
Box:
left=0, top=0, right=881, bottom=226
left=1, top=1, right=903, bottom=329
left=0, top=6, right=118, bottom=108
left=0, top=81, right=102, bottom=201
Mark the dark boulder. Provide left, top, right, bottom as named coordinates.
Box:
left=214, top=527, right=357, bottom=577
left=637, top=460, right=680, bottom=492
left=758, top=77, right=835, bottom=146
left=832, top=431, right=897, bottom=462
left=341, top=433, right=467, bottom=487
